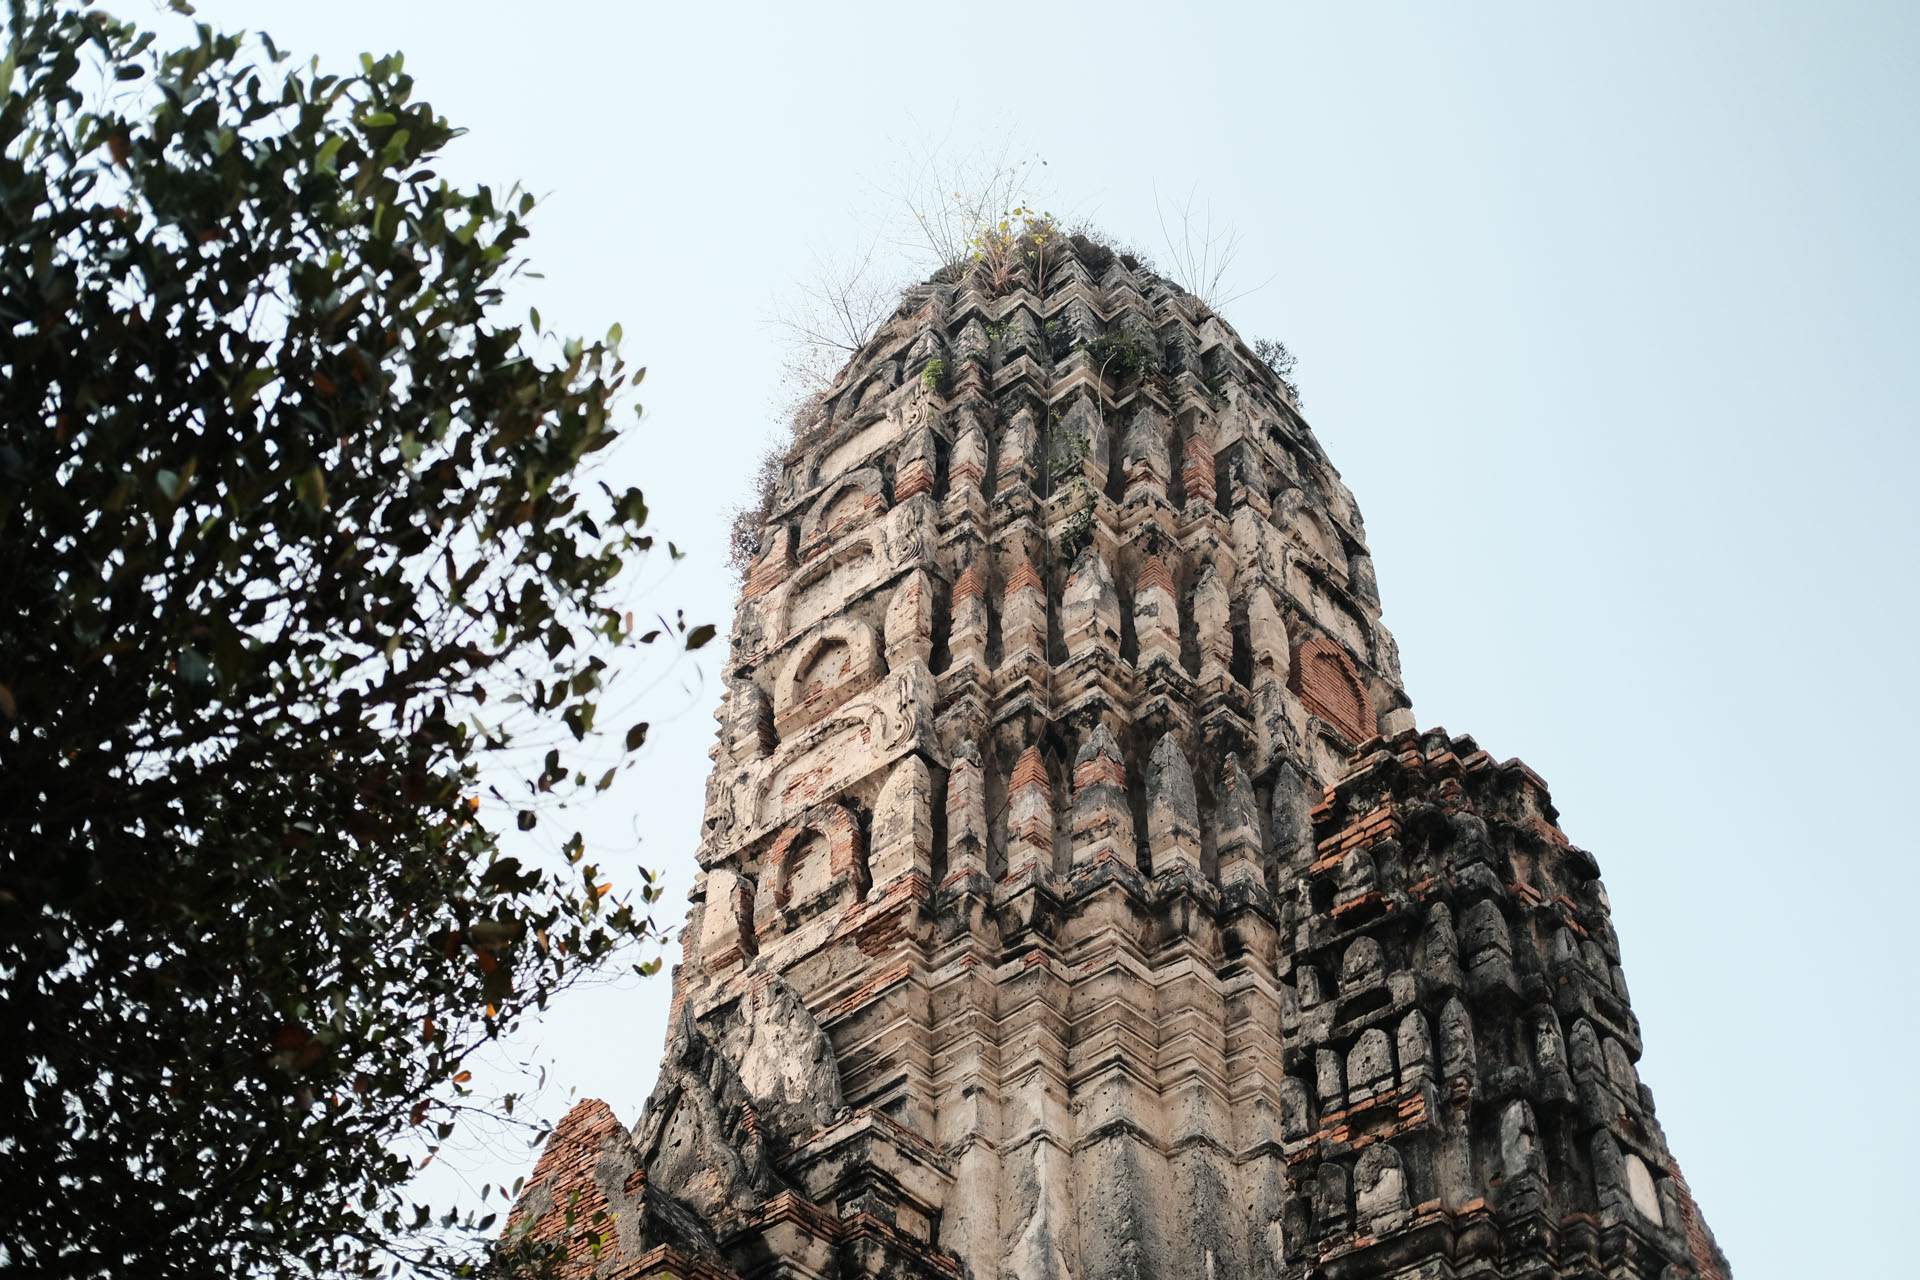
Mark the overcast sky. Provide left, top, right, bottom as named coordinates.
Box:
left=181, top=2, right=1919, bottom=1273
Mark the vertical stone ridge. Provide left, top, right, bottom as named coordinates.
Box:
left=1005, top=744, right=1055, bottom=885
left=1070, top=724, right=1134, bottom=872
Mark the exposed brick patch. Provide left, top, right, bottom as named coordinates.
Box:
left=801, top=484, right=887, bottom=561
left=627, top=1244, right=739, bottom=1280
left=742, top=554, right=789, bottom=600
left=1181, top=434, right=1216, bottom=505
left=1006, top=745, right=1054, bottom=865
left=1009, top=745, right=1050, bottom=794
left=827, top=959, right=914, bottom=1018
left=1135, top=554, right=1174, bottom=595
left=1289, top=634, right=1373, bottom=744
left=1314, top=803, right=1403, bottom=862
left=893, top=457, right=935, bottom=501
left=1072, top=750, right=1126, bottom=791
left=502, top=1098, right=634, bottom=1273
left=950, top=562, right=985, bottom=607
left=757, top=802, right=866, bottom=935
left=947, top=451, right=986, bottom=491
left=1670, top=1160, right=1728, bottom=1280
left=1304, top=1081, right=1430, bottom=1150
left=1004, top=556, right=1044, bottom=598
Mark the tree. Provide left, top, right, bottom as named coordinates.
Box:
left=1252, top=336, right=1304, bottom=407
left=1154, top=182, right=1272, bottom=312
left=769, top=238, right=900, bottom=395
left=895, top=137, right=1049, bottom=277
left=0, top=3, right=700, bottom=1274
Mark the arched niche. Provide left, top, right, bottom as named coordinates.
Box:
left=752, top=803, right=868, bottom=940
left=779, top=535, right=881, bottom=640
left=1289, top=633, right=1374, bottom=745
left=1275, top=488, right=1347, bottom=584
left=799, top=466, right=889, bottom=560
left=772, top=618, right=884, bottom=738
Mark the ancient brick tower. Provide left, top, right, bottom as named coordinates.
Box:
left=503, top=238, right=1730, bottom=1280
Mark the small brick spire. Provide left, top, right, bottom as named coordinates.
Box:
left=1135, top=554, right=1174, bottom=595
left=1004, top=557, right=1044, bottom=598
left=1009, top=745, right=1050, bottom=795
left=1005, top=745, right=1055, bottom=885
left=951, top=562, right=985, bottom=608
left=1181, top=433, right=1216, bottom=505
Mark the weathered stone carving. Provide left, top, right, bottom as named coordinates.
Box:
left=1069, top=723, right=1133, bottom=872
left=801, top=467, right=889, bottom=560
left=1145, top=731, right=1200, bottom=879
left=1059, top=544, right=1117, bottom=661
left=1005, top=744, right=1055, bottom=883
left=1131, top=555, right=1180, bottom=669
left=1000, top=557, right=1046, bottom=666
left=505, top=236, right=1727, bottom=1280
left=773, top=619, right=883, bottom=739
left=944, top=738, right=989, bottom=880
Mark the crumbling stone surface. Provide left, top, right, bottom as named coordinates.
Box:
left=499, top=1096, right=734, bottom=1278
left=1282, top=727, right=1732, bottom=1277
left=504, top=236, right=1726, bottom=1280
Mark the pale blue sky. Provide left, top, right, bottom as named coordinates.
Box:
left=184, top=2, right=1919, bottom=1273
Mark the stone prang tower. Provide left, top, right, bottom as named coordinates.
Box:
left=503, top=238, right=1730, bottom=1280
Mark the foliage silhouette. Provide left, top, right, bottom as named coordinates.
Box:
left=0, top=3, right=700, bottom=1274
